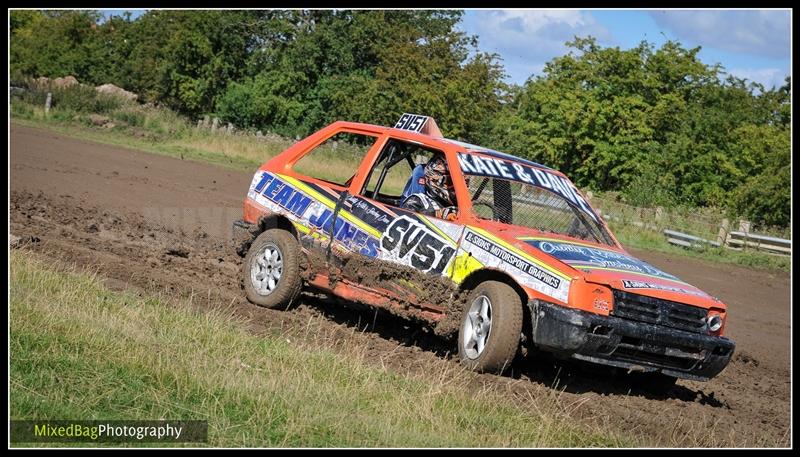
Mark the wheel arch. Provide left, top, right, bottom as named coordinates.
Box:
left=458, top=268, right=532, bottom=346
left=256, top=213, right=298, bottom=239
left=237, top=212, right=299, bottom=257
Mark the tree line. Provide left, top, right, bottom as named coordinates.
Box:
left=10, top=10, right=790, bottom=228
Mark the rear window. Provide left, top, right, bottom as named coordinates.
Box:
left=292, top=132, right=377, bottom=187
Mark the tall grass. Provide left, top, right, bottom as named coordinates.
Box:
left=10, top=251, right=630, bottom=447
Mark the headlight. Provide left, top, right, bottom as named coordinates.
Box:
left=707, top=314, right=723, bottom=332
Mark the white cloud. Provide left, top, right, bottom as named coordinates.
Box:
left=650, top=10, right=790, bottom=59
left=464, top=10, right=612, bottom=84
left=726, top=68, right=789, bottom=90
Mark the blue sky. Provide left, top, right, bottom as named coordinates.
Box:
left=460, top=9, right=791, bottom=89
left=100, top=9, right=790, bottom=90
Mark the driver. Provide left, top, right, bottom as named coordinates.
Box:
left=400, top=155, right=457, bottom=220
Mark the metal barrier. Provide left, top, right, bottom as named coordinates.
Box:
left=663, top=229, right=721, bottom=249
left=726, top=231, right=791, bottom=256
left=662, top=228, right=790, bottom=257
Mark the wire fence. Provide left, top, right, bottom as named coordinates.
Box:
left=587, top=192, right=791, bottom=256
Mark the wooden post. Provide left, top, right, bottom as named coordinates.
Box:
left=739, top=220, right=751, bottom=250
left=44, top=92, right=52, bottom=115
left=203, top=115, right=210, bottom=128
left=717, top=218, right=730, bottom=247
left=738, top=220, right=751, bottom=232
left=654, top=207, right=664, bottom=230
left=211, top=117, right=219, bottom=133
left=226, top=123, right=233, bottom=135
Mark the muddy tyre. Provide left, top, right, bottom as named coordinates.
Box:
left=243, top=229, right=303, bottom=309
left=458, top=281, right=523, bottom=374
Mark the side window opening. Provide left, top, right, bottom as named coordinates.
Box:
left=362, top=139, right=456, bottom=216
left=292, top=132, right=377, bottom=187
left=363, top=140, right=417, bottom=200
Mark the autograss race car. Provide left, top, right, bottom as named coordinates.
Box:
left=233, top=113, right=735, bottom=387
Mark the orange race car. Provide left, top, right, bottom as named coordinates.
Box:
left=233, top=114, right=735, bottom=387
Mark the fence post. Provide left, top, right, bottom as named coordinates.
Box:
left=203, top=115, right=210, bottom=128
left=739, top=220, right=751, bottom=250
left=717, top=218, right=730, bottom=247
left=211, top=117, right=219, bottom=133
left=44, top=92, right=52, bottom=115
left=226, top=123, right=233, bottom=135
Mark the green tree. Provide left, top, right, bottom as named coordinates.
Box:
left=487, top=37, right=790, bottom=227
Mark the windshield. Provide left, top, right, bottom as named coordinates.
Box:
left=458, top=152, right=615, bottom=246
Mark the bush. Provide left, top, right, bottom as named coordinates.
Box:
left=731, top=165, right=791, bottom=228
left=111, top=108, right=146, bottom=127
left=51, top=85, right=123, bottom=114
left=10, top=102, right=34, bottom=119
left=621, top=163, right=678, bottom=208
left=15, top=84, right=49, bottom=107
left=16, top=83, right=127, bottom=115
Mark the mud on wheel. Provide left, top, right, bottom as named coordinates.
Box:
left=457, top=280, right=523, bottom=374
left=242, top=229, right=303, bottom=309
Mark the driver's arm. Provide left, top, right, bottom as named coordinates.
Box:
left=402, top=194, right=457, bottom=220
left=401, top=194, right=435, bottom=216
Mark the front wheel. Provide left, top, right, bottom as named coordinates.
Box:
left=242, top=229, right=303, bottom=309
left=457, top=281, right=523, bottom=374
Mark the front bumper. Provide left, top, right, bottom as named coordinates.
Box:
left=528, top=300, right=735, bottom=381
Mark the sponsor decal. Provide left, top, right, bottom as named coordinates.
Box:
left=528, top=238, right=681, bottom=282
left=394, top=113, right=430, bottom=132
left=464, top=231, right=561, bottom=289
left=345, top=195, right=394, bottom=232
left=620, top=279, right=710, bottom=299
left=457, top=153, right=597, bottom=222
left=251, top=172, right=313, bottom=218
left=380, top=216, right=456, bottom=274
left=308, top=208, right=379, bottom=257
left=249, top=172, right=379, bottom=257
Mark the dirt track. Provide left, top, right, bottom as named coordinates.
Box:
left=10, top=124, right=791, bottom=447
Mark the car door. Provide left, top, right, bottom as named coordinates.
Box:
left=260, top=127, right=383, bottom=255
left=341, top=137, right=466, bottom=280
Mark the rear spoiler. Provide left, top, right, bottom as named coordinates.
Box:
left=393, top=113, right=443, bottom=137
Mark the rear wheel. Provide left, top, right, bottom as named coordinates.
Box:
left=457, top=281, right=523, bottom=374
left=242, top=229, right=303, bottom=309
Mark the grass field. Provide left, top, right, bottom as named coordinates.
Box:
left=9, top=250, right=631, bottom=447
left=10, top=98, right=789, bottom=273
